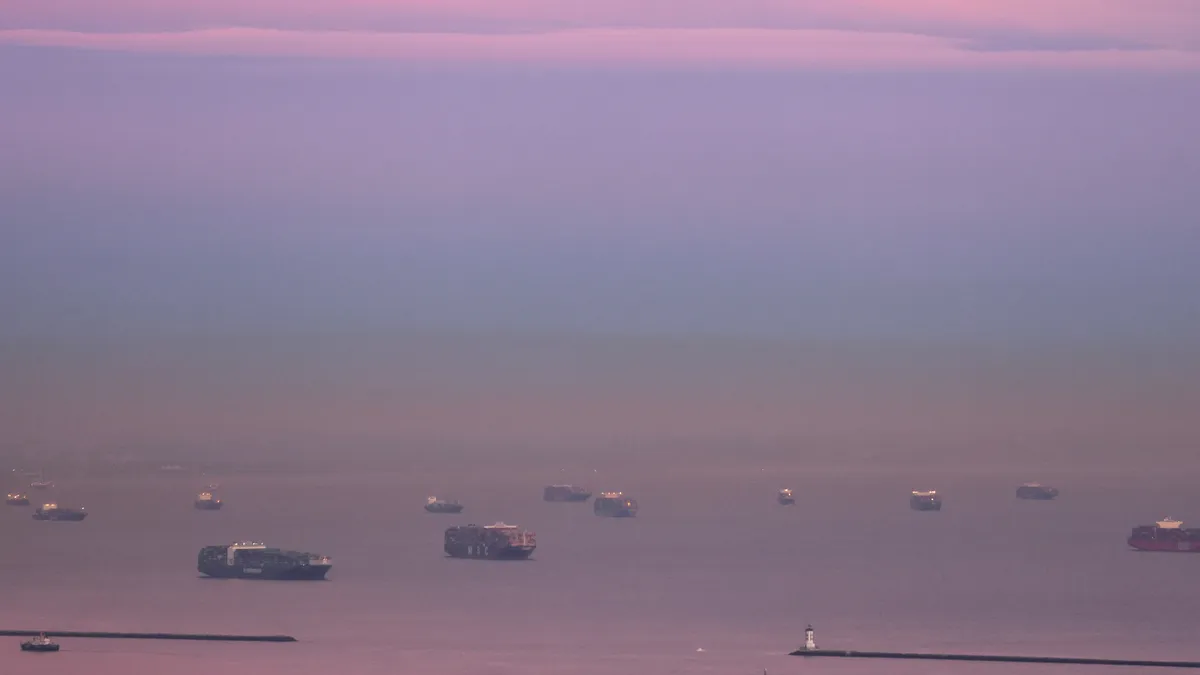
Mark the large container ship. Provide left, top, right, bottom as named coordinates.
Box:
left=444, top=522, right=536, bottom=560
left=594, top=492, right=638, bottom=517
left=425, top=496, right=464, bottom=513
left=194, top=492, right=223, bottom=510
left=198, top=542, right=333, bottom=579
left=1016, top=483, right=1059, bottom=500
left=910, top=490, right=942, bottom=511
left=32, top=503, right=87, bottom=521
left=1128, top=519, right=1200, bottom=552
left=543, top=485, right=592, bottom=502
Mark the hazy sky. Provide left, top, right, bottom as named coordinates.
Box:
left=2, top=1, right=1198, bottom=458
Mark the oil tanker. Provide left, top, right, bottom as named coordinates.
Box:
left=543, top=485, right=592, bottom=502
left=444, top=522, right=536, bottom=560
left=1128, top=519, right=1200, bottom=552
left=594, top=492, right=638, bottom=517
left=32, top=503, right=87, bottom=521
left=198, top=542, right=333, bottom=579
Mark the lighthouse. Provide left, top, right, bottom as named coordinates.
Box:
left=804, top=625, right=817, bottom=651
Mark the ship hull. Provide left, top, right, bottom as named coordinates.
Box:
left=1128, top=539, right=1200, bottom=552
left=20, top=643, right=60, bottom=652
left=6, top=499, right=30, bottom=506
left=445, top=545, right=535, bottom=560
left=595, top=509, right=636, bottom=517
left=194, top=502, right=223, bottom=510
left=32, top=512, right=87, bottom=521
left=198, top=563, right=332, bottom=579
left=910, top=502, right=942, bottom=511
left=778, top=498, right=796, bottom=505
left=545, top=494, right=591, bottom=502
left=425, top=504, right=464, bottom=514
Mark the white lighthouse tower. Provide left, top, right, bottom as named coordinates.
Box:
left=804, top=624, right=817, bottom=651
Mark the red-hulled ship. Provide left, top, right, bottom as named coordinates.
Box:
left=1128, top=518, right=1200, bottom=552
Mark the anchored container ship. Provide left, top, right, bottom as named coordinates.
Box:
left=32, top=503, right=87, bottom=521
left=594, top=492, right=638, bottom=517
left=1128, top=519, right=1200, bottom=552
left=6, top=493, right=30, bottom=506
left=425, top=496, right=464, bottom=513
left=543, top=485, right=592, bottom=502
left=910, top=490, right=942, bottom=511
left=198, top=542, right=333, bottom=579
left=444, top=522, right=536, bottom=560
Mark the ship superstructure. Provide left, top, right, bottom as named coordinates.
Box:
left=777, top=489, right=796, bottom=505
left=1016, top=483, right=1059, bottom=500
left=594, top=491, right=638, bottom=517
left=910, top=490, right=942, bottom=511
left=543, top=485, right=592, bottom=502
left=6, top=492, right=30, bottom=506
left=444, top=522, right=536, bottom=560
left=1128, top=518, right=1200, bottom=552
left=197, top=542, right=333, bottom=579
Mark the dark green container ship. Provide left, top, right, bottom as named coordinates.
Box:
left=198, top=542, right=332, bottom=580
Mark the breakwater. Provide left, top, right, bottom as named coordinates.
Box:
left=2, top=630, right=295, bottom=642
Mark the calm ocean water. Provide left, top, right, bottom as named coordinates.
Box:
left=2, top=462, right=1198, bottom=674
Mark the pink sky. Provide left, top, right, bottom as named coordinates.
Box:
left=2, top=0, right=1198, bottom=70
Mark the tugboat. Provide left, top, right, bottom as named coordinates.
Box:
left=777, top=488, right=796, bottom=505
left=6, top=492, right=30, bottom=506
left=198, top=542, right=333, bottom=579
left=1128, top=518, right=1200, bottom=552
left=444, top=522, right=536, bottom=560
left=32, top=503, right=87, bottom=521
left=194, top=492, right=223, bottom=510
left=910, top=490, right=942, bottom=511
left=594, top=491, right=638, bottom=517
left=424, top=496, right=464, bottom=514
left=1016, top=483, right=1059, bottom=500
left=20, top=633, right=59, bottom=652
left=543, top=484, right=592, bottom=502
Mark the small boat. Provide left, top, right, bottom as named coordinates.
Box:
left=29, top=481, right=53, bottom=490
left=194, top=492, right=223, bottom=510
left=20, top=633, right=60, bottom=652
left=777, top=488, right=796, bottom=505
left=6, top=492, right=31, bottom=506
left=425, top=497, right=464, bottom=514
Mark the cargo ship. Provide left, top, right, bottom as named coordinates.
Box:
left=30, top=481, right=53, bottom=490
left=910, top=490, right=942, bottom=511
left=32, top=503, right=87, bottom=521
left=194, top=492, right=223, bottom=510
left=198, top=542, right=333, bottom=579
left=425, top=496, right=464, bottom=514
left=543, top=484, right=592, bottom=502
left=777, top=488, right=796, bottom=505
left=1016, top=483, right=1059, bottom=500
left=444, top=522, right=536, bottom=560
left=1128, top=518, right=1200, bottom=552
left=20, top=633, right=59, bottom=652
left=6, top=492, right=30, bottom=506
left=594, top=491, right=638, bottom=517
